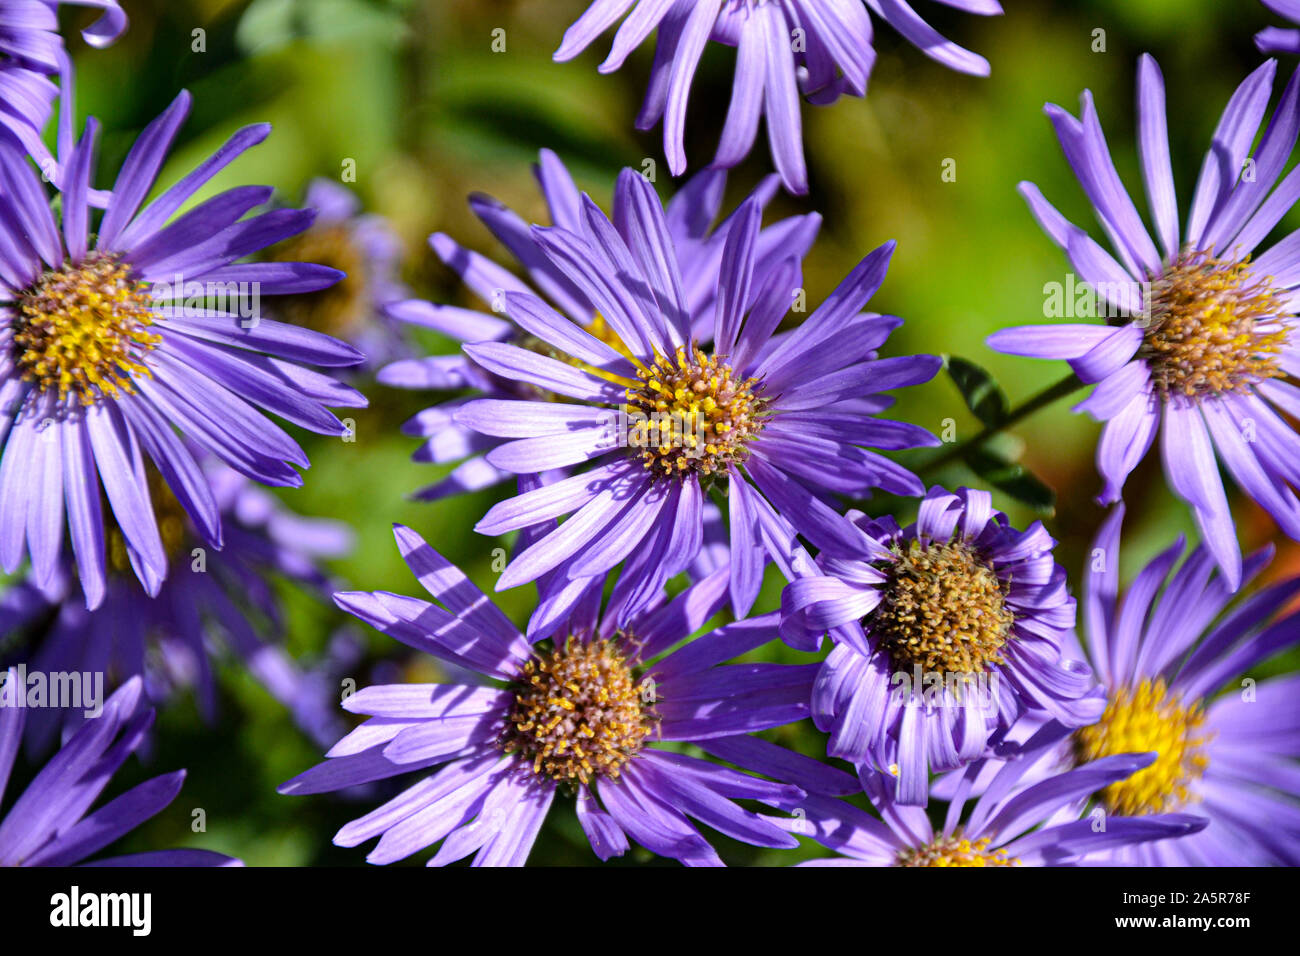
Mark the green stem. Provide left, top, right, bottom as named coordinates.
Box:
left=922, top=372, right=1086, bottom=476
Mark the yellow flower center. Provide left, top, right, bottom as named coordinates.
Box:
left=1140, top=250, right=1289, bottom=399
left=14, top=253, right=159, bottom=405
left=503, top=637, right=655, bottom=786
left=1073, top=678, right=1212, bottom=815
left=874, top=540, right=1014, bottom=674
left=624, top=345, right=766, bottom=478
left=512, top=319, right=769, bottom=474
left=898, top=835, right=1019, bottom=867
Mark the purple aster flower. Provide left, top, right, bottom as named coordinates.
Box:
left=998, top=504, right=1300, bottom=865
left=0, top=674, right=240, bottom=866
left=451, top=167, right=938, bottom=622
left=279, top=524, right=828, bottom=867
left=988, top=55, right=1300, bottom=590
left=778, top=745, right=1206, bottom=866
left=780, top=486, right=1101, bottom=805
left=268, top=179, right=409, bottom=370
left=1, top=454, right=354, bottom=753
left=1258, top=1, right=1300, bottom=54
left=379, top=149, right=820, bottom=505
left=0, top=90, right=367, bottom=609
left=0, top=2, right=125, bottom=171
left=554, top=0, right=1001, bottom=194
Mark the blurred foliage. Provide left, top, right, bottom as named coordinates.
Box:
left=12, top=0, right=1296, bottom=865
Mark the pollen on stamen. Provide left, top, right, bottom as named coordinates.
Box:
left=1073, top=677, right=1212, bottom=816
left=501, top=636, right=655, bottom=786
left=1140, top=249, right=1289, bottom=400
left=624, top=345, right=767, bottom=479
left=14, top=252, right=159, bottom=406
left=873, top=539, right=1014, bottom=675
left=897, top=835, right=1019, bottom=867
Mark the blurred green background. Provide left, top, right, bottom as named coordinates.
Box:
left=21, top=0, right=1300, bottom=865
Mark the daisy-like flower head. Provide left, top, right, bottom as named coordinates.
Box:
left=989, top=55, right=1300, bottom=590
left=279, top=524, right=838, bottom=867
left=378, top=149, right=820, bottom=505
left=554, top=0, right=1001, bottom=194
left=268, top=179, right=409, bottom=370
left=780, top=486, right=1101, bottom=805
left=780, top=744, right=1206, bottom=866
left=0, top=453, right=354, bottom=754
left=1258, top=0, right=1300, bottom=54
left=0, top=674, right=241, bottom=866
left=0, top=1, right=125, bottom=166
left=453, top=166, right=939, bottom=625
left=1021, top=504, right=1300, bottom=865
left=0, top=91, right=368, bottom=609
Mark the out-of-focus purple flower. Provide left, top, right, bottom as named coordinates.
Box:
left=989, top=55, right=1300, bottom=590
left=0, top=455, right=354, bottom=753
left=1258, top=1, right=1300, bottom=53
left=437, top=165, right=936, bottom=624
left=0, top=90, right=367, bottom=609
left=0, top=674, right=240, bottom=866
left=781, top=486, right=1101, bottom=805
left=1005, top=505, right=1300, bottom=865
left=554, top=0, right=1000, bottom=194
left=268, top=179, right=409, bottom=370
left=0, top=1, right=125, bottom=170
left=280, top=524, right=839, bottom=867
left=777, top=743, right=1206, bottom=866
left=379, top=149, right=820, bottom=506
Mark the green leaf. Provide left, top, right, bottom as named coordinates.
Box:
left=963, top=447, right=1056, bottom=514
left=945, top=355, right=1008, bottom=428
